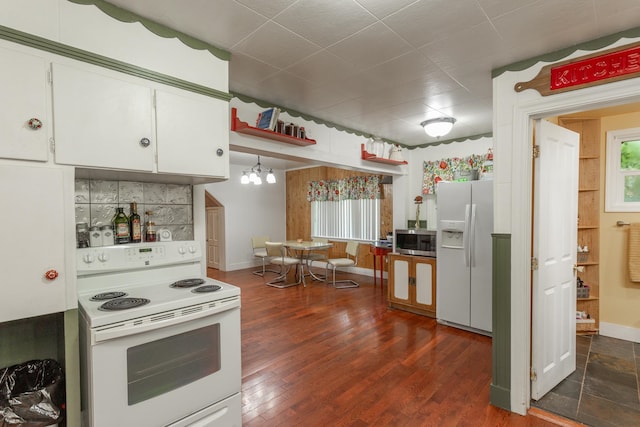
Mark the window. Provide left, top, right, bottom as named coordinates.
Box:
left=311, top=199, right=380, bottom=241
left=308, top=176, right=380, bottom=241
left=606, top=127, right=640, bottom=212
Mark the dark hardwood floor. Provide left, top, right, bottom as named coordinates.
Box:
left=208, top=267, right=577, bottom=427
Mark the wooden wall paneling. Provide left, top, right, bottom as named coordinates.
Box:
left=285, top=167, right=394, bottom=273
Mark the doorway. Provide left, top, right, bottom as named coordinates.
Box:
left=493, top=60, right=640, bottom=415
left=205, top=191, right=224, bottom=270
left=529, top=105, right=640, bottom=423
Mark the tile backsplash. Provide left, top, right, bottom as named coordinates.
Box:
left=75, top=179, right=194, bottom=241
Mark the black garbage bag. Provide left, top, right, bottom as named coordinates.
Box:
left=0, top=359, right=64, bottom=427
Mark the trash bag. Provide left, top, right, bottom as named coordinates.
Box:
left=0, top=359, right=64, bottom=427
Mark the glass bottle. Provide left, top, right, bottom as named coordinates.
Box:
left=145, top=221, right=156, bottom=242
left=129, top=202, right=141, bottom=243
left=112, top=207, right=130, bottom=244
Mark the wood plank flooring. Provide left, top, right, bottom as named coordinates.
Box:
left=207, top=267, right=573, bottom=427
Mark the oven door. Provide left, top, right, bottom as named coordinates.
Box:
left=81, top=300, right=241, bottom=427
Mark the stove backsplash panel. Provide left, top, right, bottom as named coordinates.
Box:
left=75, top=179, right=193, bottom=241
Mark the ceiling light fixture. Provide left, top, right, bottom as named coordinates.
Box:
left=241, top=155, right=276, bottom=185
left=420, top=117, right=456, bottom=138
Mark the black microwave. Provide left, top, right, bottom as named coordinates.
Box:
left=395, top=229, right=436, bottom=257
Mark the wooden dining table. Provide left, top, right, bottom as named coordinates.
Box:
left=283, top=240, right=333, bottom=285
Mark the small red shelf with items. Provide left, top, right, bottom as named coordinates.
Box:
left=361, top=144, right=407, bottom=165
left=231, top=107, right=316, bottom=146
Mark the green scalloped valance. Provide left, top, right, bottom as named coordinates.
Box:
left=68, top=0, right=230, bottom=61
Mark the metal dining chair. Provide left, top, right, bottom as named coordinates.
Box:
left=251, top=236, right=279, bottom=276
left=325, top=240, right=360, bottom=288
left=265, top=242, right=303, bottom=288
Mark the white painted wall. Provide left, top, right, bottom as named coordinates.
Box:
left=203, top=163, right=286, bottom=271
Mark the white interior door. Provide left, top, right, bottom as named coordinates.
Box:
left=531, top=119, right=579, bottom=400
left=206, top=207, right=223, bottom=269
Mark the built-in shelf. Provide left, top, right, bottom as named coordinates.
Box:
left=578, top=225, right=599, bottom=230
left=577, top=296, right=599, bottom=301
left=361, top=144, right=408, bottom=165
left=579, top=187, right=599, bottom=192
left=231, top=107, right=316, bottom=146
left=577, top=261, right=599, bottom=266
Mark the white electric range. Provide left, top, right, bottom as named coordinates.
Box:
left=77, top=241, right=241, bottom=427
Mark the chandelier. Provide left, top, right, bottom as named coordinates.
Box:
left=240, top=155, right=276, bottom=185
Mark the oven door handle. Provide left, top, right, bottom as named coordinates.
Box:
left=92, top=298, right=240, bottom=344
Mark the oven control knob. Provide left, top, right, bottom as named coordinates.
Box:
left=83, top=253, right=95, bottom=264
left=188, top=246, right=197, bottom=254
left=178, top=247, right=186, bottom=255
left=98, top=253, right=110, bottom=262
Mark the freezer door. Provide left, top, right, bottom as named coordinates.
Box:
left=436, top=181, right=471, bottom=326
left=470, top=180, right=493, bottom=332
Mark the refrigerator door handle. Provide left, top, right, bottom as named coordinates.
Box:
left=469, top=203, right=477, bottom=267
left=464, top=204, right=471, bottom=267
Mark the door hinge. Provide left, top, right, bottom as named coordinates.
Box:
left=530, top=368, right=537, bottom=381
left=532, top=144, right=540, bottom=158
left=531, top=257, right=538, bottom=271
left=49, top=137, right=55, bottom=154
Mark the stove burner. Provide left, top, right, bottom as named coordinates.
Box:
left=91, top=291, right=128, bottom=301
left=99, top=297, right=150, bottom=311
left=191, top=285, right=221, bottom=293
left=170, top=278, right=206, bottom=288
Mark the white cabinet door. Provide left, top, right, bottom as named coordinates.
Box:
left=155, top=90, right=229, bottom=178
left=390, top=256, right=410, bottom=303
left=0, top=165, right=67, bottom=322
left=0, top=45, right=49, bottom=161
left=52, top=63, right=155, bottom=171
left=414, top=260, right=433, bottom=307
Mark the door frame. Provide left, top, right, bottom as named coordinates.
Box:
left=493, top=39, right=640, bottom=415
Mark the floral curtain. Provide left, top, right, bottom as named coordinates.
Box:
left=422, top=153, right=488, bottom=195
left=307, top=175, right=380, bottom=202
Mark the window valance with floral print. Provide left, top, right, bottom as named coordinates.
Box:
left=307, top=175, right=380, bottom=202
left=422, top=153, right=489, bottom=195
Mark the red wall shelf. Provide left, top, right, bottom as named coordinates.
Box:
left=231, top=107, right=316, bottom=146
left=361, top=144, right=407, bottom=165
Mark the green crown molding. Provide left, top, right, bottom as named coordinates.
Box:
left=493, top=26, right=640, bottom=78
left=406, top=132, right=493, bottom=150
left=231, top=92, right=405, bottom=147
left=69, top=0, right=230, bottom=61
left=0, top=25, right=232, bottom=102
left=233, top=92, right=491, bottom=148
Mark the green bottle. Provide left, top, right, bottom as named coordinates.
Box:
left=113, top=207, right=130, bottom=244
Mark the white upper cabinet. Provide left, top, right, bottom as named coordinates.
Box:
left=156, top=90, right=229, bottom=179
left=51, top=62, right=229, bottom=180
left=52, top=63, right=156, bottom=172
left=0, top=45, right=50, bottom=162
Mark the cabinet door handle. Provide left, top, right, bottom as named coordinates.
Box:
left=44, top=269, right=59, bottom=280
left=139, top=137, right=151, bottom=148
left=28, top=118, right=43, bottom=129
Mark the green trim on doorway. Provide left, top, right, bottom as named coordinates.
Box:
left=490, top=233, right=511, bottom=411
left=0, top=25, right=232, bottom=102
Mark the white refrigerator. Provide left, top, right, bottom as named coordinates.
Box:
left=436, top=180, right=493, bottom=334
